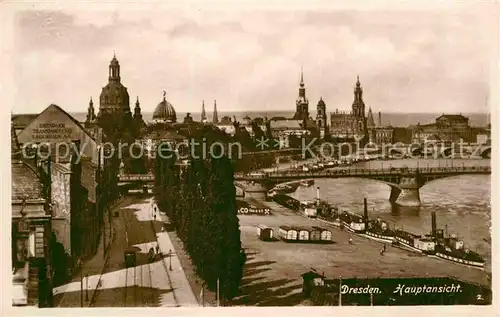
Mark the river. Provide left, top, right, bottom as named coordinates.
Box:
left=290, top=158, right=491, bottom=270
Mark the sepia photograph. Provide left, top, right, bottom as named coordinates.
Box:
left=3, top=0, right=497, bottom=312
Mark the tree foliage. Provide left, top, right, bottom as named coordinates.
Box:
left=153, top=135, right=246, bottom=302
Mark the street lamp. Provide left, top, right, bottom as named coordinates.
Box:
left=168, top=249, right=172, bottom=271
left=79, top=260, right=83, bottom=307
left=85, top=274, right=89, bottom=301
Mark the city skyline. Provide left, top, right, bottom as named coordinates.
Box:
left=6, top=3, right=496, bottom=115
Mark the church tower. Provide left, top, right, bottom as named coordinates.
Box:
left=201, top=100, right=207, bottom=123
left=351, top=75, right=367, bottom=139
left=213, top=100, right=219, bottom=124
left=133, top=97, right=146, bottom=134
left=316, top=97, right=327, bottom=137
left=85, top=97, right=96, bottom=128
left=97, top=53, right=133, bottom=142
left=352, top=75, right=365, bottom=118
left=293, top=68, right=309, bottom=121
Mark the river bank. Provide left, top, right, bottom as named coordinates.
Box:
left=234, top=196, right=490, bottom=306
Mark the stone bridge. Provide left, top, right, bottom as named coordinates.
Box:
left=234, top=165, right=491, bottom=207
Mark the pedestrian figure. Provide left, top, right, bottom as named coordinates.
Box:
left=349, top=238, right=353, bottom=244
left=148, top=247, right=155, bottom=262
left=156, top=244, right=160, bottom=254
left=383, top=244, right=387, bottom=252
left=154, top=213, right=156, bottom=221
left=380, top=248, right=385, bottom=256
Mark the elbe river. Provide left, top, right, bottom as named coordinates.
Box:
left=290, top=158, right=491, bottom=270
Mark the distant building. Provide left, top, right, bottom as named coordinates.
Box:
left=412, top=114, right=474, bottom=143
left=329, top=76, right=368, bottom=142
left=268, top=119, right=310, bottom=148
left=216, top=116, right=236, bottom=136
left=367, top=110, right=394, bottom=145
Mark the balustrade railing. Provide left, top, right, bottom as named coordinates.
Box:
left=120, top=166, right=490, bottom=181
left=234, top=165, right=490, bottom=179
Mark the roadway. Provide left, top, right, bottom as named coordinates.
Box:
left=90, top=195, right=198, bottom=307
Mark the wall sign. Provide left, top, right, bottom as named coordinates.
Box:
left=32, top=123, right=73, bottom=141
left=238, top=207, right=272, bottom=215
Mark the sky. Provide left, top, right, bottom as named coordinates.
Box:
left=5, top=1, right=497, bottom=115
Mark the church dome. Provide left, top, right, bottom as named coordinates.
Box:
left=153, top=92, right=177, bottom=123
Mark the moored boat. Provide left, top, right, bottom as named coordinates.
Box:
left=393, top=229, right=426, bottom=253
left=430, top=212, right=485, bottom=268
left=339, top=211, right=365, bottom=233
left=434, top=241, right=485, bottom=268
left=365, top=218, right=394, bottom=243
left=300, top=200, right=318, bottom=218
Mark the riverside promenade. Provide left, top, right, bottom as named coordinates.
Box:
left=233, top=198, right=490, bottom=306
left=150, top=198, right=200, bottom=307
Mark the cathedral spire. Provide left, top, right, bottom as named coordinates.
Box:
left=300, top=67, right=304, bottom=87
left=213, top=100, right=219, bottom=124
left=201, top=100, right=207, bottom=123
left=366, top=107, right=375, bottom=128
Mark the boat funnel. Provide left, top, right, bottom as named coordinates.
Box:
left=431, top=211, right=436, bottom=237
left=363, top=198, right=368, bottom=223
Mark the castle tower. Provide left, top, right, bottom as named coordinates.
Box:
left=316, top=97, right=327, bottom=137
left=293, top=68, right=309, bottom=121
left=213, top=100, right=219, bottom=124
left=201, top=100, right=207, bottom=123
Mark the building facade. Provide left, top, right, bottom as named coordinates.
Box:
left=411, top=114, right=474, bottom=144
left=367, top=109, right=395, bottom=145
left=11, top=160, right=53, bottom=307
left=15, top=104, right=102, bottom=286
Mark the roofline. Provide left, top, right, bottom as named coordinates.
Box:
left=19, top=104, right=98, bottom=143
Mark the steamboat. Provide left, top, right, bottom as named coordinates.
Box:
left=339, top=210, right=365, bottom=233
left=392, top=212, right=486, bottom=268
left=430, top=212, right=485, bottom=268
left=360, top=198, right=395, bottom=243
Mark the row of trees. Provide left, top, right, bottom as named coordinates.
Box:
left=154, top=136, right=246, bottom=302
